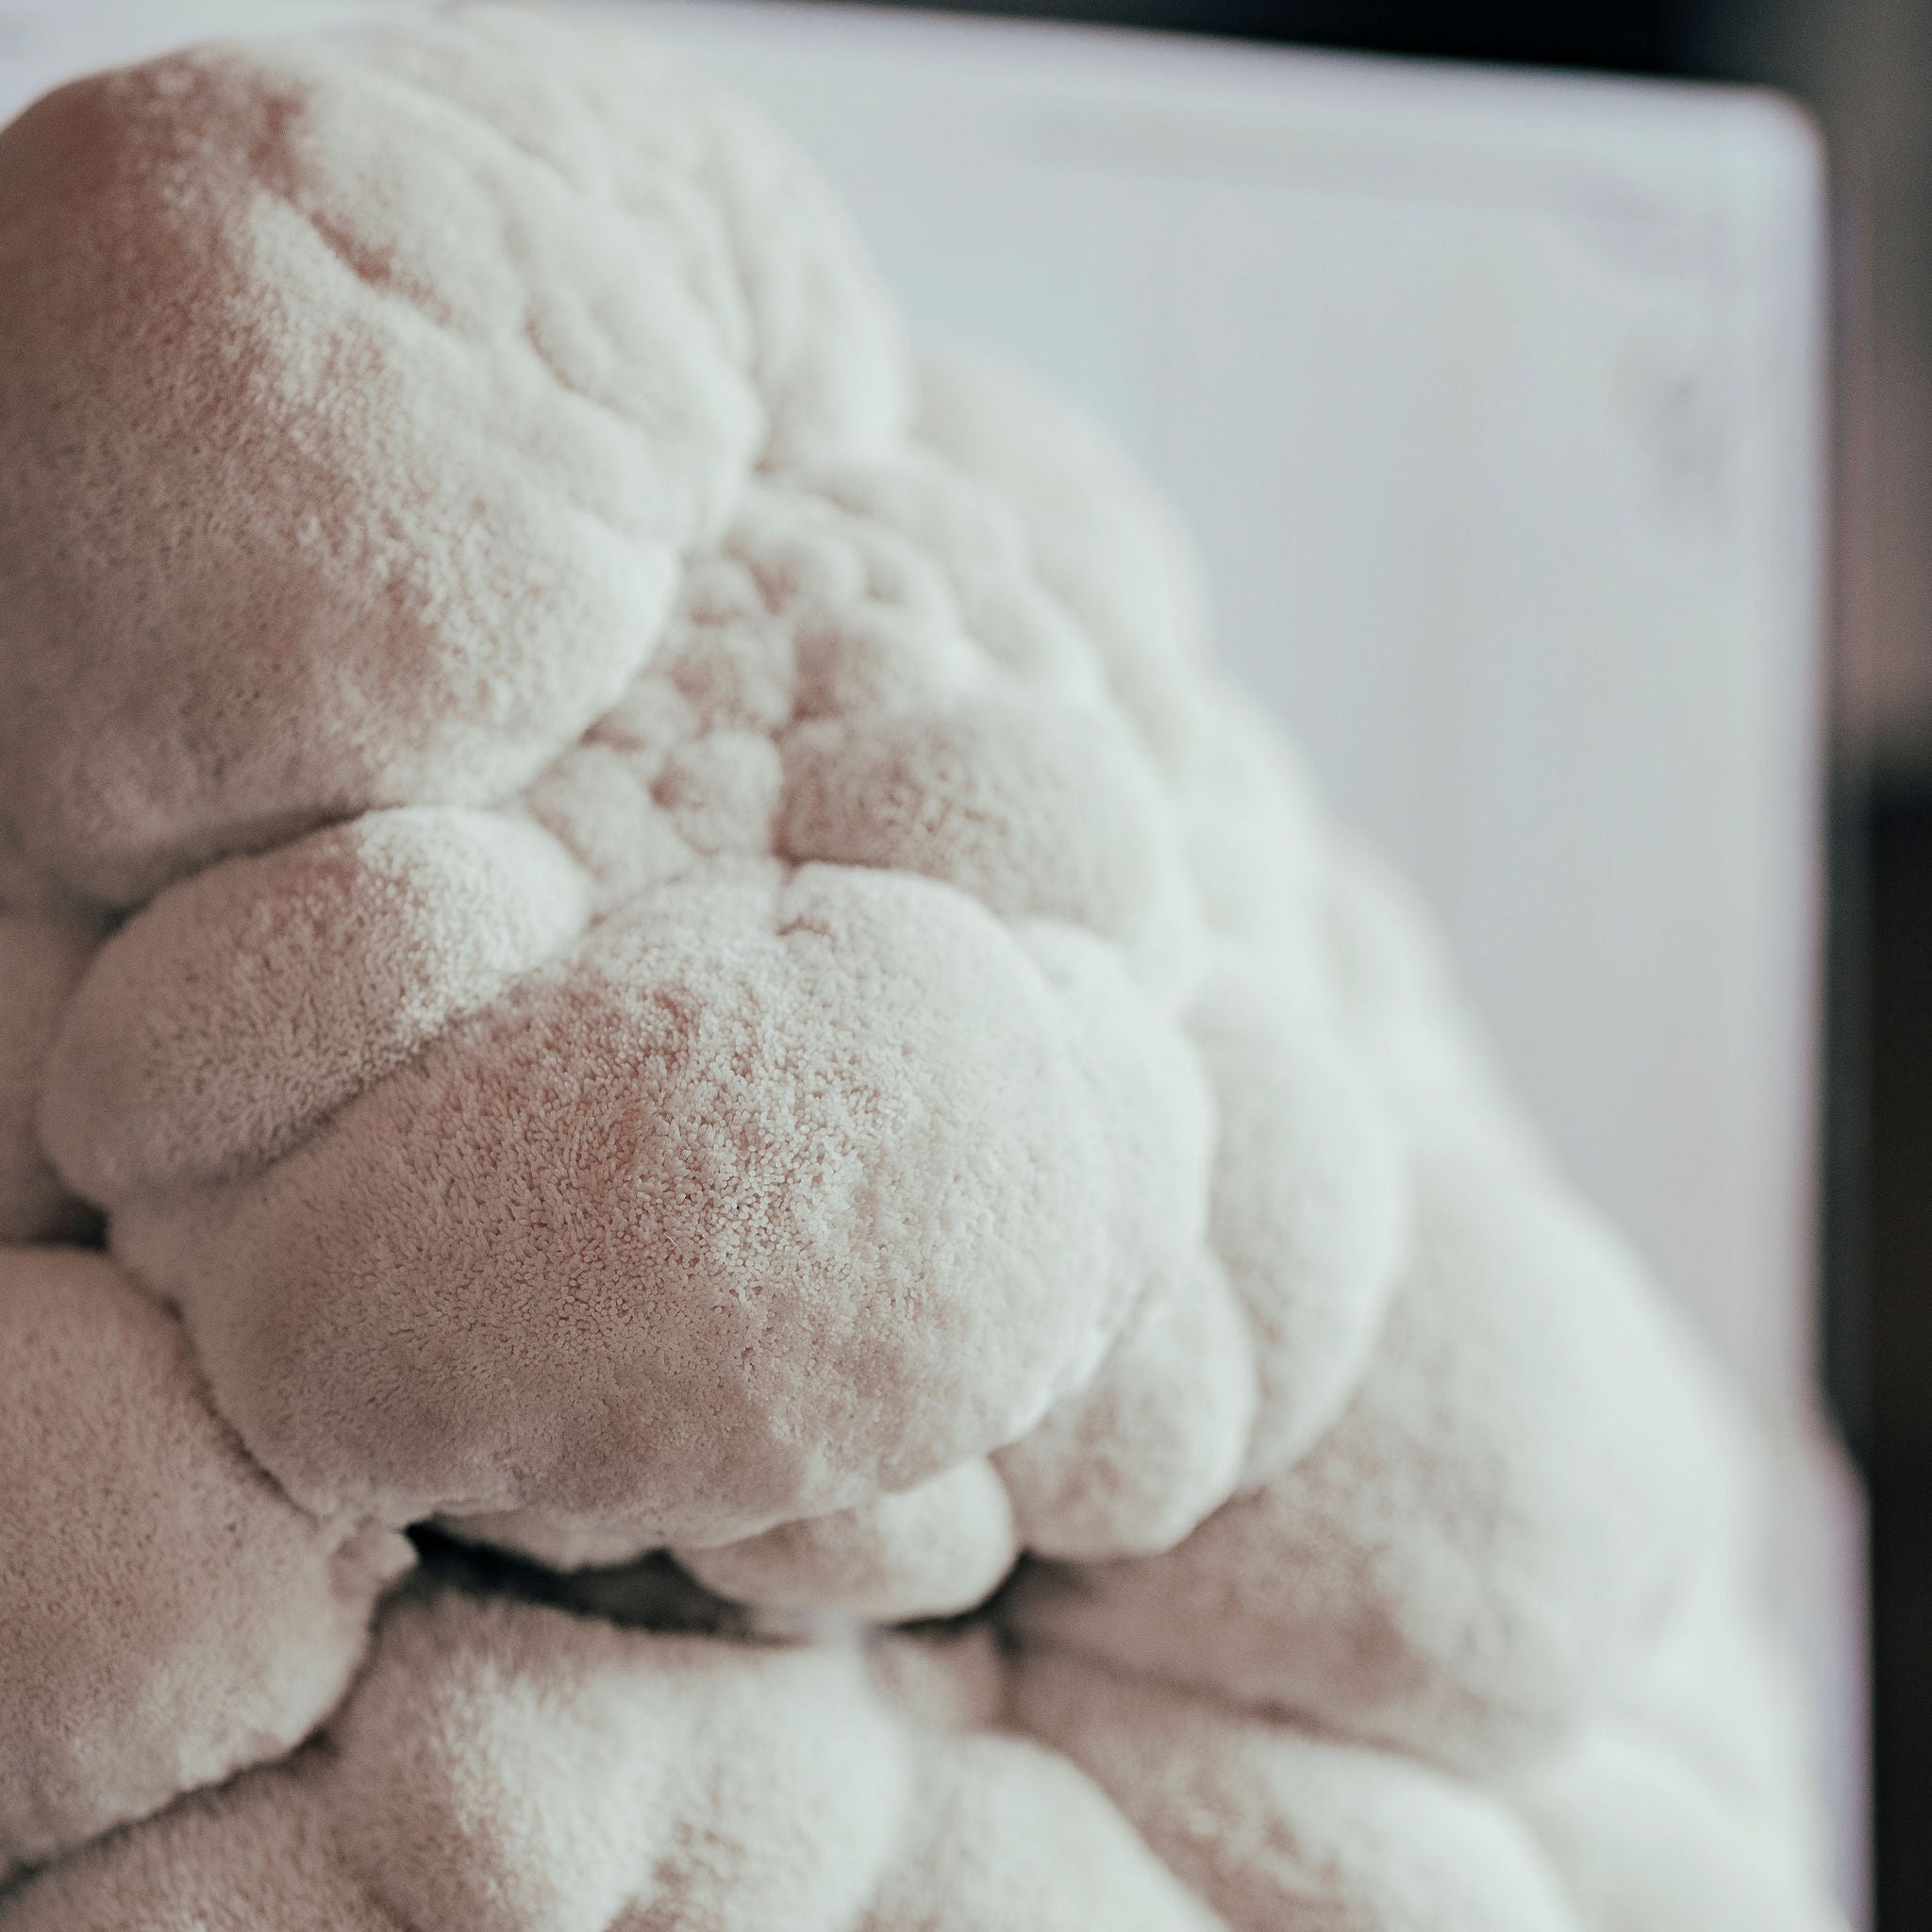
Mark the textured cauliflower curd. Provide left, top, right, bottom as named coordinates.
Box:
left=0, top=7, right=1845, bottom=1927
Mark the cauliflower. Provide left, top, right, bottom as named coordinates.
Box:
left=0, top=1247, right=408, bottom=1878
left=0, top=6, right=1845, bottom=1926
left=0, top=1589, right=1844, bottom=1932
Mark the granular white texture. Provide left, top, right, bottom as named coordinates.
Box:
left=0, top=1246, right=409, bottom=1881
left=0, top=4, right=903, bottom=906
left=1008, top=1125, right=1754, bottom=1772
left=0, top=1588, right=1842, bottom=1932
left=0, top=1592, right=1221, bottom=1932
left=0, top=6, right=1846, bottom=1925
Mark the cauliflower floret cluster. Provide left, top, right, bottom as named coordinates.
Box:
left=0, top=8, right=1846, bottom=1927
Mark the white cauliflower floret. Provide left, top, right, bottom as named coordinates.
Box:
left=40, top=808, right=594, bottom=1202
left=1511, top=1726, right=1850, bottom=1932
left=0, top=1247, right=409, bottom=1880
left=1010, top=1127, right=1754, bottom=1772
left=1012, top=1646, right=1584, bottom=1932
left=1010, top=1643, right=1846, bottom=1932
left=991, top=1252, right=1257, bottom=1562
left=0, top=4, right=906, bottom=907
left=0, top=1593, right=1221, bottom=1932
left=83, top=857, right=1208, bottom=1557
left=0, top=1586, right=1840, bottom=1932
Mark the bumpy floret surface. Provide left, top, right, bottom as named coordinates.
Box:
left=0, top=8, right=1844, bottom=1926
